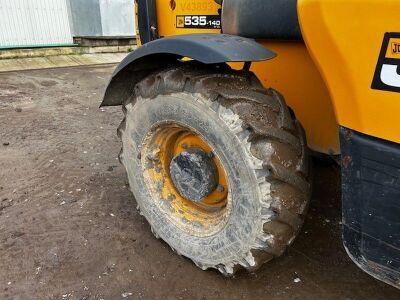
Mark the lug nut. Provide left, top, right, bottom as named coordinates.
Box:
left=216, top=184, right=224, bottom=192
left=146, top=148, right=160, bottom=161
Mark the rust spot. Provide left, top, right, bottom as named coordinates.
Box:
left=170, top=0, right=176, bottom=10
left=342, top=155, right=352, bottom=168
left=344, top=128, right=353, bottom=142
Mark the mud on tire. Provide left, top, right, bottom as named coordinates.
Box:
left=118, top=63, right=311, bottom=275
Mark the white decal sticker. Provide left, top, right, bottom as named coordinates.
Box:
left=380, top=64, right=400, bottom=88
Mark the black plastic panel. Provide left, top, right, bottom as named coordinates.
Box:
left=340, top=127, right=400, bottom=289
left=137, top=0, right=158, bottom=44
left=222, top=0, right=302, bottom=40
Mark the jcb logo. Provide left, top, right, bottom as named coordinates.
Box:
left=386, top=38, right=400, bottom=59
left=176, top=16, right=185, bottom=28
left=392, top=42, right=400, bottom=54
left=372, top=33, right=400, bottom=92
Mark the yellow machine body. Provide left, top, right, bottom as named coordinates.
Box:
left=157, top=0, right=221, bottom=37
left=147, top=0, right=400, bottom=154
left=299, top=0, right=400, bottom=147
left=248, top=42, right=339, bottom=154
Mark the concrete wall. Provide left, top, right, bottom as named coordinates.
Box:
left=67, top=0, right=135, bottom=37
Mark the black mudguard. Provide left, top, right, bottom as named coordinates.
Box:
left=100, top=34, right=275, bottom=107
left=340, top=127, right=400, bottom=289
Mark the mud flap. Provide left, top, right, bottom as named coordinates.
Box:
left=340, top=127, right=400, bottom=289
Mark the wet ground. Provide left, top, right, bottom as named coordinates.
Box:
left=0, top=65, right=399, bottom=300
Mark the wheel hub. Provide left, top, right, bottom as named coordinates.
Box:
left=169, top=148, right=218, bottom=202
left=141, top=125, right=229, bottom=236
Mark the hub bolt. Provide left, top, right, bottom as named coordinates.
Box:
left=216, top=184, right=225, bottom=192
left=169, top=148, right=218, bottom=202
left=147, top=148, right=160, bottom=161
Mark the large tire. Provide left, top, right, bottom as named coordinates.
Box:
left=118, top=63, right=311, bottom=275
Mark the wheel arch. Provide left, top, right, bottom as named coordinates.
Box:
left=100, top=34, right=276, bottom=107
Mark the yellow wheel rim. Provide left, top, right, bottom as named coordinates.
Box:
left=141, top=123, right=231, bottom=236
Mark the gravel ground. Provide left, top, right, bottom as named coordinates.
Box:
left=0, top=65, right=399, bottom=300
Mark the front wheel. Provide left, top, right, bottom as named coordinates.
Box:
left=118, top=63, right=311, bottom=275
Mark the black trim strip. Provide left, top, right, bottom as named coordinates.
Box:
left=137, top=0, right=158, bottom=44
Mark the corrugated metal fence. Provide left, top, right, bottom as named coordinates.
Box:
left=0, top=0, right=73, bottom=48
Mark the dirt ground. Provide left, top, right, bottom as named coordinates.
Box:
left=0, top=65, right=399, bottom=300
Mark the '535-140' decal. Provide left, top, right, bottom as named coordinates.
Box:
left=176, top=15, right=221, bottom=29
left=372, top=32, right=400, bottom=93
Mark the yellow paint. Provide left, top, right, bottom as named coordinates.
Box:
left=299, top=0, right=400, bottom=144
left=386, top=38, right=400, bottom=59
left=156, top=0, right=221, bottom=37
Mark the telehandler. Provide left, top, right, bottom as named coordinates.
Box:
left=101, top=0, right=400, bottom=288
